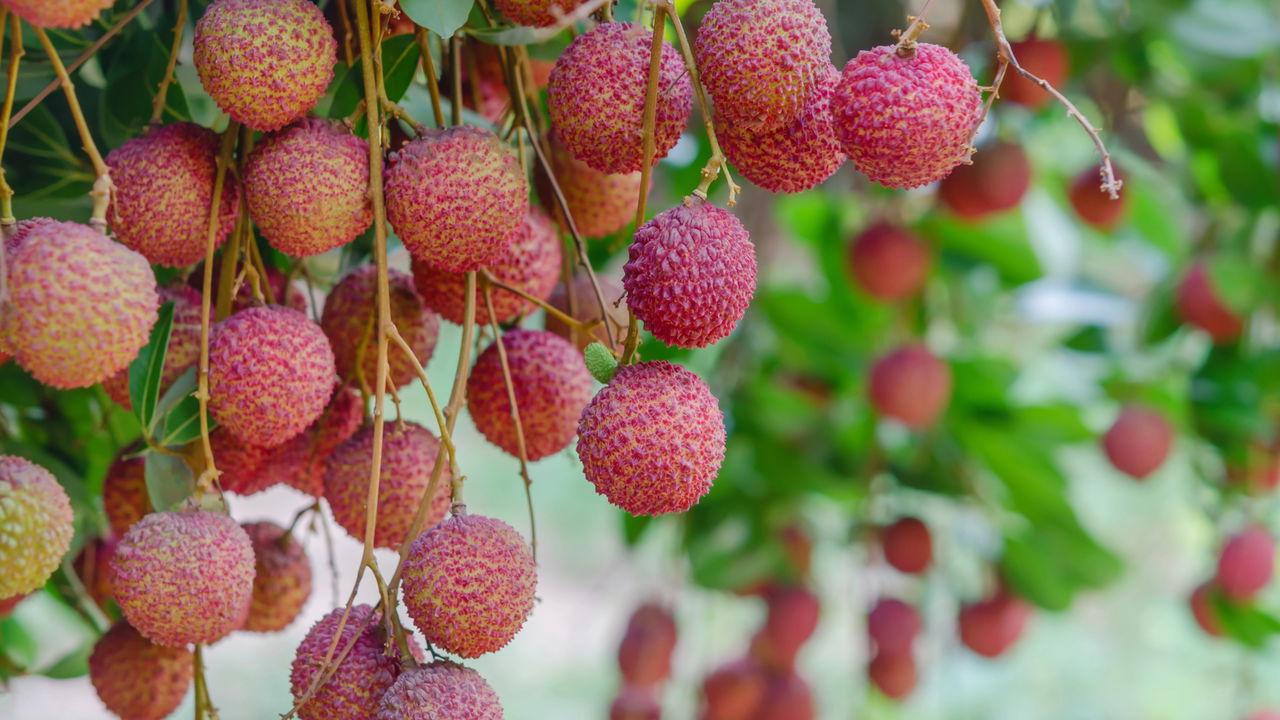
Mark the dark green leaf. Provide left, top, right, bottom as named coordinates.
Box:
left=399, top=0, right=473, bottom=46
left=130, top=301, right=175, bottom=434
left=144, top=450, right=196, bottom=513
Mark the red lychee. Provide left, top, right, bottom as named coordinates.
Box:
left=1247, top=711, right=1280, bottom=720
left=495, top=0, right=590, bottom=26
left=1003, top=38, right=1069, bottom=109
left=847, top=223, right=930, bottom=302
left=4, top=0, right=115, bottom=28
left=701, top=658, right=767, bottom=720
left=881, top=517, right=932, bottom=574
left=1216, top=526, right=1275, bottom=601
left=102, top=285, right=205, bottom=410
left=292, top=604, right=420, bottom=720
left=535, top=130, right=642, bottom=238
left=868, top=651, right=916, bottom=700
left=0, top=455, right=74, bottom=598
left=74, top=536, right=118, bottom=609
left=89, top=622, right=193, bottom=720
left=753, top=672, right=814, bottom=720
left=936, top=140, right=1032, bottom=221
left=750, top=585, right=819, bottom=671
left=868, top=345, right=952, bottom=428
left=321, top=266, right=440, bottom=390
left=545, top=274, right=628, bottom=353
left=1069, top=164, right=1127, bottom=230
left=270, top=386, right=365, bottom=497
left=242, top=521, right=312, bottom=632
left=1102, top=405, right=1172, bottom=479
left=610, top=687, right=661, bottom=720
left=373, top=662, right=504, bottom=720
left=958, top=589, right=1032, bottom=658
left=102, top=455, right=150, bottom=536
left=867, top=597, right=921, bottom=657
left=1189, top=581, right=1223, bottom=637
left=1176, top=261, right=1244, bottom=344
left=209, top=427, right=276, bottom=495
left=617, top=602, right=677, bottom=688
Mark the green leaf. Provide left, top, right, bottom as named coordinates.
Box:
left=144, top=450, right=196, bottom=513
left=40, top=643, right=91, bottom=679
left=400, top=0, right=473, bottom=42
left=0, top=616, right=37, bottom=670
left=1207, top=253, right=1260, bottom=316
left=130, top=301, right=175, bottom=433
left=329, top=36, right=421, bottom=120
left=923, top=212, right=1042, bottom=286
left=1210, top=591, right=1280, bottom=649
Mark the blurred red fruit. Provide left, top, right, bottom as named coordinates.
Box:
left=1102, top=405, right=1173, bottom=480
left=867, top=597, right=922, bottom=657
left=868, top=651, right=917, bottom=700
left=848, top=222, right=930, bottom=302
left=868, top=345, right=952, bottom=429
left=1176, top=261, right=1244, bottom=344
left=881, top=517, right=932, bottom=574
left=1068, top=165, right=1127, bottom=230
left=1188, top=582, right=1223, bottom=637
left=750, top=586, right=820, bottom=671
left=700, top=657, right=766, bottom=720
left=0, top=593, right=28, bottom=616
left=1003, top=38, right=1068, bottom=109
left=1216, top=526, right=1275, bottom=601
left=1226, top=442, right=1280, bottom=495
left=618, top=603, right=678, bottom=687
left=753, top=672, right=814, bottom=720
left=73, top=536, right=118, bottom=608
left=936, top=140, right=1031, bottom=221
left=959, top=590, right=1032, bottom=658
left=1246, top=711, right=1280, bottom=720
left=611, top=686, right=661, bottom=720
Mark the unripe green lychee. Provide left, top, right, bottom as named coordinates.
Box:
left=411, top=207, right=561, bottom=326
left=547, top=22, right=692, bottom=174
left=695, top=0, right=832, bottom=132
left=577, top=361, right=725, bottom=516
left=617, top=602, right=677, bottom=687
left=1216, top=526, right=1275, bottom=601
left=1176, top=260, right=1242, bottom=344
left=1102, top=405, right=1172, bottom=480
left=880, top=517, right=932, bottom=574
left=3, top=221, right=158, bottom=388
left=868, top=344, right=951, bottom=428
left=401, top=513, right=537, bottom=658
left=847, top=222, right=930, bottom=302
left=324, top=421, right=452, bottom=549
left=374, top=662, right=504, bottom=720
left=495, top=0, right=589, bottom=26
left=193, top=0, right=337, bottom=131
left=868, top=651, right=916, bottom=700
left=867, top=597, right=921, bottom=657
left=958, top=589, right=1031, bottom=658
left=292, top=604, right=420, bottom=720
left=936, top=140, right=1032, bottom=221
left=3, top=0, right=114, bottom=28
left=106, top=123, right=240, bottom=266
left=242, top=521, right=312, bottom=632
left=102, top=455, right=150, bottom=536
left=321, top=266, right=440, bottom=389
left=209, top=306, right=336, bottom=447
left=466, top=329, right=594, bottom=461
left=243, top=118, right=372, bottom=257
left=545, top=275, right=628, bottom=352
left=271, top=386, right=365, bottom=497
left=89, top=622, right=193, bottom=720
left=111, top=510, right=256, bottom=647
left=535, top=131, right=642, bottom=238
left=102, top=285, right=205, bottom=410
left=0, top=455, right=73, bottom=598
left=1003, top=37, right=1068, bottom=109
left=385, top=126, right=529, bottom=272
left=832, top=43, right=982, bottom=189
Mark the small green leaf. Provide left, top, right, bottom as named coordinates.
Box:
left=382, top=35, right=423, bottom=104
left=584, top=342, right=618, bottom=383
left=400, top=0, right=474, bottom=43
left=144, top=450, right=196, bottom=513
left=1210, top=591, right=1280, bottom=649
left=129, top=301, right=175, bottom=433
left=40, top=643, right=91, bottom=679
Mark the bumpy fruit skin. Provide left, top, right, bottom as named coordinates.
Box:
left=3, top=0, right=114, bottom=28
left=868, top=651, right=916, bottom=700
left=936, top=140, right=1032, bottom=221
left=3, top=221, right=158, bottom=388
left=385, top=126, right=528, bottom=272
left=624, top=198, right=756, bottom=348
left=1189, top=582, right=1223, bottom=637
left=1102, top=405, right=1172, bottom=479
left=193, top=0, right=337, bottom=131
left=495, top=0, right=589, bottom=26
left=401, top=513, right=537, bottom=658
left=545, top=275, right=628, bottom=352
left=292, top=605, right=420, bottom=720
left=1216, top=526, right=1275, bottom=601
left=412, top=207, right=561, bottom=325
left=244, top=118, right=372, bottom=257
left=242, top=521, right=312, bottom=632
left=1069, top=165, right=1127, bottom=230
left=547, top=22, right=692, bottom=174
left=102, top=285, right=205, bottom=410
left=848, top=223, right=930, bottom=302
left=322, top=266, right=440, bottom=389
left=209, top=306, right=336, bottom=447
left=0, top=455, right=73, bottom=598
left=578, top=361, right=725, bottom=515
left=535, top=131, right=641, bottom=238
left=881, top=517, right=932, bottom=574
left=325, top=422, right=451, bottom=549
left=89, top=622, right=193, bottom=720
left=74, top=536, right=118, bottom=608
left=868, top=345, right=951, bottom=428
left=106, top=123, right=239, bottom=266
left=867, top=597, right=921, bottom=657
left=958, top=590, right=1031, bottom=658
left=374, top=662, right=504, bottom=720
left=695, top=0, right=831, bottom=132
left=1003, top=38, right=1068, bottom=109
left=111, top=510, right=256, bottom=647
left=209, top=427, right=275, bottom=495
left=272, top=387, right=364, bottom=497
left=467, top=330, right=594, bottom=461
left=832, top=44, right=982, bottom=189
left=701, top=657, right=767, bottom=720
left=102, top=455, right=150, bottom=536
left=1176, top=261, right=1243, bottom=344
left=617, top=603, right=677, bottom=687
left=750, top=585, right=819, bottom=671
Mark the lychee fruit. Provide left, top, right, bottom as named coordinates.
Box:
left=1003, top=38, right=1068, bottom=109
left=753, top=672, right=814, bottom=720
left=401, top=513, right=537, bottom=658
left=701, top=658, right=767, bottom=720
left=2, top=221, right=158, bottom=388
left=958, top=589, right=1032, bottom=658
left=881, top=517, right=932, bottom=574
left=0, top=455, right=73, bottom=598
left=545, top=274, right=628, bottom=352
left=4, top=0, right=115, bottom=28
left=1215, top=526, right=1275, bottom=601
left=324, top=421, right=451, bottom=549
left=1068, top=164, right=1127, bottom=230
left=243, top=117, right=372, bottom=257
left=89, top=621, right=193, bottom=720
left=867, top=597, right=921, bottom=657
left=1102, top=405, right=1172, bottom=479
left=868, top=345, right=952, bottom=428
left=291, top=604, right=418, bottom=720
left=242, top=521, right=312, bottom=632
left=847, top=222, right=930, bottom=302
left=209, top=427, right=275, bottom=495
left=321, top=266, right=440, bottom=390
left=271, top=386, right=365, bottom=497
left=411, top=207, right=561, bottom=326
left=868, top=651, right=916, bottom=700
left=1176, top=261, right=1244, bottom=344
left=695, top=0, right=832, bottom=132
left=495, top=0, right=589, bottom=26
left=106, top=123, right=240, bottom=267
left=535, top=130, right=641, bottom=238
left=936, top=140, right=1032, bottom=221
left=466, top=329, right=594, bottom=461
left=624, top=197, right=756, bottom=349
left=610, top=687, right=661, bottom=720
left=832, top=43, right=982, bottom=189
left=74, top=536, right=118, bottom=609
left=750, top=585, right=819, bottom=671
left=193, top=0, right=337, bottom=131
left=617, top=602, right=677, bottom=688
left=577, top=361, right=726, bottom=516
left=547, top=21, right=693, bottom=174
left=384, top=126, right=528, bottom=272
left=1189, top=581, right=1223, bottom=637
left=111, top=510, right=255, bottom=646
left=373, top=661, right=503, bottom=720
left=102, top=285, right=205, bottom=411
left=102, top=455, right=150, bottom=536
left=209, top=305, right=336, bottom=447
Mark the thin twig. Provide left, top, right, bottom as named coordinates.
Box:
left=893, top=0, right=939, bottom=57
left=479, top=268, right=601, bottom=333
left=150, top=0, right=188, bottom=125
left=0, top=10, right=21, bottom=227
left=415, top=28, right=446, bottom=127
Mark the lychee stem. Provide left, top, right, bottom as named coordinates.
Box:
left=0, top=10, right=21, bottom=230
left=893, top=0, right=938, bottom=58
left=450, top=35, right=463, bottom=125
left=387, top=323, right=456, bottom=469
left=414, top=28, right=447, bottom=127
left=479, top=268, right=603, bottom=335
left=149, top=0, right=187, bottom=126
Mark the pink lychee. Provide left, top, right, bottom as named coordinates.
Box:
left=868, top=651, right=916, bottom=700
left=701, top=657, right=767, bottom=720
left=867, top=597, right=921, bottom=657
left=847, top=222, right=931, bottom=302
left=1216, top=526, right=1275, bottom=601
left=610, top=687, right=661, bottom=720
left=868, top=344, right=952, bottom=428
left=958, top=589, right=1032, bottom=658
left=242, top=521, right=312, bottom=632
left=1069, top=164, right=1127, bottom=230
left=0, top=455, right=74, bottom=597
left=89, top=621, right=193, bottom=720
left=373, top=662, right=504, bottom=720
left=209, top=427, right=275, bottom=495
left=291, top=604, right=419, bottom=720
left=321, top=266, right=440, bottom=390
left=102, top=285, right=205, bottom=410
left=271, top=386, right=365, bottom=497
left=750, top=585, right=820, bottom=671
left=102, top=455, right=150, bottom=536
left=1176, top=261, right=1243, bottom=344
left=4, top=0, right=115, bottom=28
left=881, top=517, right=932, bottom=574
left=494, top=0, right=590, bottom=26
left=617, top=602, right=677, bottom=688
left=936, top=140, right=1032, bottom=221
left=535, top=130, right=641, bottom=238
left=1189, top=581, right=1223, bottom=637
left=1102, top=405, right=1173, bottom=479
left=1003, top=38, right=1068, bottom=109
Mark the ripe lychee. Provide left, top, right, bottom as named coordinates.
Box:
left=547, top=22, right=692, bottom=174
left=466, top=329, right=594, bottom=461
left=610, top=687, right=660, bottom=720
left=881, top=517, right=932, bottom=574
left=0, top=455, right=73, bottom=598
left=1189, top=582, right=1223, bottom=637
left=577, top=361, right=726, bottom=516
left=847, top=222, right=930, bottom=302
left=324, top=421, right=451, bottom=549
left=617, top=602, right=677, bottom=688
left=106, top=123, right=240, bottom=267
left=868, top=651, right=916, bottom=700
left=411, top=207, right=561, bottom=325
left=209, top=305, right=336, bottom=447
left=3, top=0, right=114, bottom=28
left=102, top=455, right=150, bottom=536
left=624, top=197, right=756, bottom=348
left=321, top=266, right=440, bottom=390
left=535, top=130, right=641, bottom=238
left=867, top=597, right=921, bottom=657
left=102, top=285, right=205, bottom=410
left=401, top=513, right=537, bottom=658
left=74, top=536, right=118, bottom=608
left=384, top=126, right=528, bottom=272
left=291, top=604, right=419, bottom=720
left=193, top=0, right=337, bottom=131
left=209, top=427, right=275, bottom=495
left=545, top=274, right=628, bottom=352
left=271, top=386, right=364, bottom=497
left=1176, top=261, right=1244, bottom=344
left=111, top=510, right=255, bottom=646
left=495, top=0, right=589, bottom=26
left=1102, top=405, right=1172, bottom=479
left=1068, top=164, right=1127, bottom=230
left=1216, top=526, right=1275, bottom=601
left=1003, top=38, right=1068, bottom=109
left=695, top=0, right=832, bottom=132
left=868, top=345, right=952, bottom=428
left=936, top=140, right=1032, bottom=221
left=958, top=589, right=1031, bottom=658
left=750, top=585, right=819, bottom=671
left=754, top=672, right=814, bottom=720
left=832, top=43, right=982, bottom=189
left=89, top=621, right=193, bottom=720
left=3, top=221, right=158, bottom=388
left=243, top=117, right=372, bottom=257
left=374, top=662, right=504, bottom=720
left=701, top=658, right=766, bottom=720
left=242, top=521, right=312, bottom=632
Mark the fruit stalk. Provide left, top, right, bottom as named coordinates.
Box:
left=0, top=11, right=21, bottom=230
left=150, top=0, right=188, bottom=126
left=413, top=28, right=447, bottom=127
left=894, top=0, right=938, bottom=57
